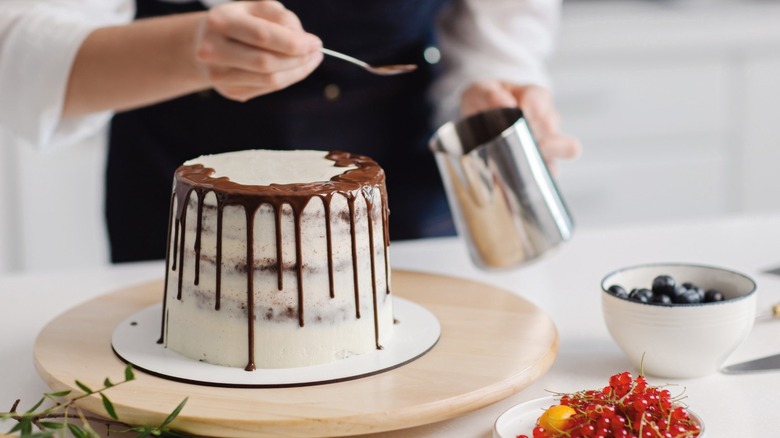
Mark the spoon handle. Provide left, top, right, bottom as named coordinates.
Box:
left=321, top=48, right=369, bottom=69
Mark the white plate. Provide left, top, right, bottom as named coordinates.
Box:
left=493, top=396, right=706, bottom=438
left=493, top=396, right=553, bottom=438
left=112, top=297, right=440, bottom=387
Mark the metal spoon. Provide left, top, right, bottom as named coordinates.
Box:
left=321, top=48, right=417, bottom=76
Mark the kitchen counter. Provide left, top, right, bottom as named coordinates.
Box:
left=3, top=213, right=780, bottom=436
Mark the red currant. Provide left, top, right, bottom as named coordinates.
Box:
left=610, top=372, right=633, bottom=388
left=632, top=398, right=649, bottom=413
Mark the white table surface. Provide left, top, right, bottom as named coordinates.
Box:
left=3, top=213, right=780, bottom=437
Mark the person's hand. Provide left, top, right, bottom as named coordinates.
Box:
left=460, top=81, right=581, bottom=174
left=194, top=1, right=323, bottom=102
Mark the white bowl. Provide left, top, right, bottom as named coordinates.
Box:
left=493, top=395, right=706, bottom=438
left=601, top=263, right=756, bottom=379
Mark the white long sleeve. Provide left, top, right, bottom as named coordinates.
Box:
left=0, top=0, right=133, bottom=151
left=432, top=0, right=561, bottom=124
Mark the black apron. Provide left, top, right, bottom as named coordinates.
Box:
left=107, top=0, right=454, bottom=263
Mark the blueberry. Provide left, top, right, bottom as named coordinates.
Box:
left=608, top=284, right=629, bottom=299
left=679, top=281, right=705, bottom=298
left=652, top=293, right=673, bottom=305
left=672, top=284, right=687, bottom=300
left=652, top=275, right=677, bottom=297
left=704, top=289, right=725, bottom=302
left=629, top=288, right=653, bottom=303
left=675, top=289, right=702, bottom=304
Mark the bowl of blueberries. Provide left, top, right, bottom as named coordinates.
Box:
left=601, top=263, right=756, bottom=379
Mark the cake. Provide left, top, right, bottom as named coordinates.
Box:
left=158, top=150, right=393, bottom=370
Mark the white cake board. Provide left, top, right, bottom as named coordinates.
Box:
left=111, top=297, right=440, bottom=387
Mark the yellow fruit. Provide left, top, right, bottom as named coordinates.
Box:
left=537, top=404, right=576, bottom=432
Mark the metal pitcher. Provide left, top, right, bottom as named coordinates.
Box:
left=429, top=107, right=574, bottom=269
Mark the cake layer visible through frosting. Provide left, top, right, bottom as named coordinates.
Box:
left=160, top=150, right=393, bottom=370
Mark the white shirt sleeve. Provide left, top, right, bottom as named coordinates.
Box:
left=432, top=0, right=561, bottom=125
left=0, top=0, right=133, bottom=152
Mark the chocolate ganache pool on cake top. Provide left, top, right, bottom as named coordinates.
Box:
left=158, top=150, right=393, bottom=370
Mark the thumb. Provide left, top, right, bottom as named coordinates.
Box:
left=245, top=0, right=304, bottom=31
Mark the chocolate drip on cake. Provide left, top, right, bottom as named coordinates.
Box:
left=348, top=196, right=360, bottom=319
left=215, top=205, right=224, bottom=311
left=193, top=190, right=206, bottom=286
left=244, top=207, right=256, bottom=371
left=175, top=188, right=192, bottom=301
left=322, top=195, right=335, bottom=299
left=364, top=186, right=382, bottom=350
left=274, top=204, right=284, bottom=291
left=294, top=210, right=305, bottom=327
left=160, top=151, right=390, bottom=371
left=382, top=200, right=391, bottom=295
left=157, top=195, right=177, bottom=344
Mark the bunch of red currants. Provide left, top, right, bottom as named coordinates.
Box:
left=518, top=371, right=702, bottom=438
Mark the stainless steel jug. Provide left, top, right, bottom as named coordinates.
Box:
left=429, top=107, right=574, bottom=269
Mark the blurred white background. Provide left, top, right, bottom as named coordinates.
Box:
left=3, top=0, right=780, bottom=273
left=552, top=0, right=780, bottom=227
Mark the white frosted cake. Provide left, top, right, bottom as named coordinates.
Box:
left=158, top=150, right=393, bottom=370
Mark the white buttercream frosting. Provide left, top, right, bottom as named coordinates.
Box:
left=186, top=149, right=356, bottom=186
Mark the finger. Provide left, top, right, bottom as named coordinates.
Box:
left=197, top=36, right=320, bottom=73
left=508, top=84, right=552, bottom=114
left=245, top=1, right=304, bottom=31
left=507, top=85, right=560, bottom=137
left=213, top=1, right=303, bottom=33
left=207, top=52, right=322, bottom=86
left=538, top=134, right=582, bottom=161
left=210, top=3, right=320, bottom=55
left=526, top=106, right=560, bottom=140
left=212, top=53, right=322, bottom=100
left=460, top=81, right=517, bottom=117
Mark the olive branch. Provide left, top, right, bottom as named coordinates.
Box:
left=1, top=365, right=190, bottom=437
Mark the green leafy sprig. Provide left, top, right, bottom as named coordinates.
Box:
left=1, top=365, right=190, bottom=437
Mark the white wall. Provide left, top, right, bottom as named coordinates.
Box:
left=0, top=129, right=20, bottom=272
left=550, top=0, right=780, bottom=228
left=741, top=54, right=780, bottom=212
